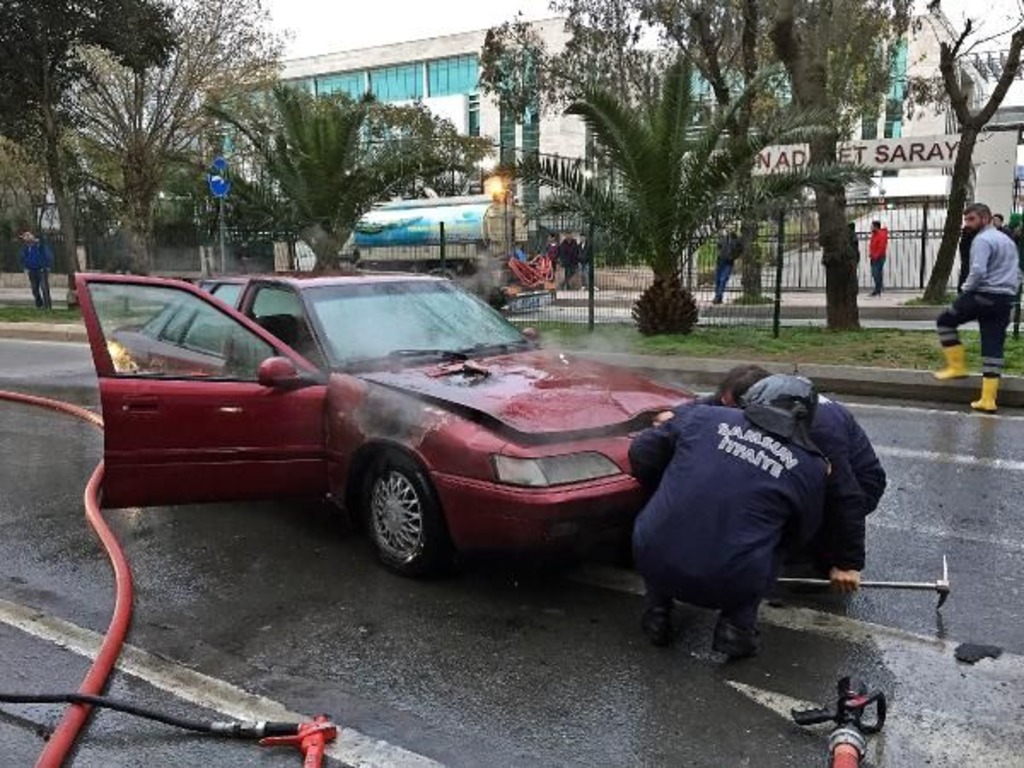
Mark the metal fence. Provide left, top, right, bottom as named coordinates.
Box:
left=0, top=196, right=969, bottom=333
left=497, top=196, right=961, bottom=330
left=1, top=230, right=278, bottom=277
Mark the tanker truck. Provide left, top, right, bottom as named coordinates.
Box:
left=349, top=194, right=528, bottom=276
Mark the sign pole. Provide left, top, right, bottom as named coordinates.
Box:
left=219, top=197, right=226, bottom=274
left=208, top=155, right=231, bottom=275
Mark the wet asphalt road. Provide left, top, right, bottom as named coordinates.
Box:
left=2, top=339, right=1024, bottom=766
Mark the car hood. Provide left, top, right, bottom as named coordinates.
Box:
left=357, top=350, right=689, bottom=436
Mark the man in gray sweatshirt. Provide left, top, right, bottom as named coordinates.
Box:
left=934, top=202, right=1021, bottom=412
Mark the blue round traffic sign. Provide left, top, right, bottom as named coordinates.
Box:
left=208, top=173, right=231, bottom=198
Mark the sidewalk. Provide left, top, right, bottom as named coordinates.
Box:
left=552, top=288, right=945, bottom=321
left=0, top=287, right=68, bottom=309
left=1, top=320, right=1020, bottom=408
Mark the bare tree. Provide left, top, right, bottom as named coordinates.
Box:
left=73, top=0, right=282, bottom=274
left=771, top=0, right=911, bottom=330
left=0, top=136, right=49, bottom=235
left=911, top=12, right=1024, bottom=303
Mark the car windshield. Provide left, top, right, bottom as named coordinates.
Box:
left=304, top=280, right=528, bottom=368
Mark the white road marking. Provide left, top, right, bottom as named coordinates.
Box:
left=727, top=680, right=1024, bottom=768
left=567, top=565, right=1024, bottom=672
left=578, top=565, right=1024, bottom=765
left=0, top=597, right=442, bottom=768
left=873, top=445, right=1024, bottom=472
left=869, top=517, right=1024, bottom=554
left=843, top=400, right=1024, bottom=422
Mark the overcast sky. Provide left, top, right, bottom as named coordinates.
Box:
left=264, top=0, right=1023, bottom=59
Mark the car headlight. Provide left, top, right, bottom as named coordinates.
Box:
left=492, top=452, right=621, bottom=487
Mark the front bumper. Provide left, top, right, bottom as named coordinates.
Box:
left=432, top=471, right=645, bottom=552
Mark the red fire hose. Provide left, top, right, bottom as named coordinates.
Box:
left=0, top=389, right=336, bottom=766
left=0, top=390, right=122, bottom=768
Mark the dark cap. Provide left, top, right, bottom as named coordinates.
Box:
left=739, top=374, right=821, bottom=454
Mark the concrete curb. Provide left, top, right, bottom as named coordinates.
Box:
left=3, top=321, right=1020, bottom=408
left=553, top=301, right=945, bottom=321
left=0, top=322, right=88, bottom=343
left=572, top=351, right=1024, bottom=409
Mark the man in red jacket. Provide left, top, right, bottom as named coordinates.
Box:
left=868, top=221, right=888, bottom=296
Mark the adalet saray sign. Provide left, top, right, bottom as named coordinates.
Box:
left=754, top=135, right=961, bottom=175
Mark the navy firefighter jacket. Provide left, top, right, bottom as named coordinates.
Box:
left=672, top=394, right=885, bottom=572
left=630, top=404, right=829, bottom=611
left=805, top=396, right=887, bottom=571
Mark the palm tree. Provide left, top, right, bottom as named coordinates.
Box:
left=211, top=86, right=485, bottom=271
left=524, top=58, right=866, bottom=335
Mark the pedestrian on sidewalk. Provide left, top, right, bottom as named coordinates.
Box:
left=19, top=229, right=53, bottom=310
left=868, top=221, right=888, bottom=296
left=558, top=232, right=581, bottom=290
left=934, top=202, right=1021, bottom=413
left=630, top=375, right=830, bottom=658
left=714, top=228, right=743, bottom=304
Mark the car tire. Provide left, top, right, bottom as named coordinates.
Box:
left=362, top=450, right=452, bottom=577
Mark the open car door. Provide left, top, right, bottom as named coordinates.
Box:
left=76, top=273, right=328, bottom=509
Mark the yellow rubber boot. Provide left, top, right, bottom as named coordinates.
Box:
left=971, top=377, right=999, bottom=413
left=934, top=344, right=968, bottom=380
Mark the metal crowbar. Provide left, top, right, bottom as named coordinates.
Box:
left=777, top=555, right=951, bottom=608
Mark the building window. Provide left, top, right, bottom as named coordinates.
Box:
left=499, top=104, right=516, bottom=165
left=369, top=63, right=424, bottom=101
left=427, top=54, right=479, bottom=97
left=883, top=98, right=903, bottom=138
left=287, top=78, right=316, bottom=95
left=316, top=72, right=366, bottom=99
left=883, top=40, right=907, bottom=139
left=468, top=94, right=480, bottom=136
left=861, top=115, right=878, bottom=140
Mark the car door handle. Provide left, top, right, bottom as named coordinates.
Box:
left=121, top=397, right=159, bottom=414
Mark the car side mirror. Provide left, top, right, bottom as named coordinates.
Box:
left=258, top=356, right=303, bottom=389
left=522, top=327, right=541, bottom=342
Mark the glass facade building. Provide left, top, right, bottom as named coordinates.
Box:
left=369, top=64, right=423, bottom=101
left=316, top=72, right=366, bottom=99
left=427, top=54, right=478, bottom=97
left=300, top=54, right=480, bottom=104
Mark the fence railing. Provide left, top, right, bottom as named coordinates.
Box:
left=1, top=196, right=990, bottom=334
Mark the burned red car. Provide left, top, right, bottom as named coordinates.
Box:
left=76, top=272, right=690, bottom=575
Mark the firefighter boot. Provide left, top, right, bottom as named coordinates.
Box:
left=934, top=344, right=968, bottom=380
left=971, top=377, right=999, bottom=413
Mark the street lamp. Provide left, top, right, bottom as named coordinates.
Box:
left=485, top=173, right=513, bottom=257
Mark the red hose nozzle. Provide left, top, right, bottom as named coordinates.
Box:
left=260, top=715, right=337, bottom=768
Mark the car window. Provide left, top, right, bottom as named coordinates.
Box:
left=87, top=282, right=275, bottom=380
left=248, top=285, right=327, bottom=370
left=211, top=282, right=243, bottom=307
left=251, top=286, right=304, bottom=319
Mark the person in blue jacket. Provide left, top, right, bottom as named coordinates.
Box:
left=19, top=229, right=54, bottom=310
left=630, top=375, right=832, bottom=658
left=651, top=364, right=886, bottom=591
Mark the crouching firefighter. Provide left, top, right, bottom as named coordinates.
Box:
left=629, top=375, right=831, bottom=658
left=652, top=363, right=886, bottom=592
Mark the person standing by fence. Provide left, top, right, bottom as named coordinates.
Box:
left=934, top=203, right=1020, bottom=413
left=19, top=229, right=53, bottom=310
left=868, top=221, right=888, bottom=296
left=558, top=232, right=581, bottom=290
left=713, top=228, right=743, bottom=304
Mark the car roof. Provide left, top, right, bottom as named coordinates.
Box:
left=204, top=272, right=444, bottom=289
